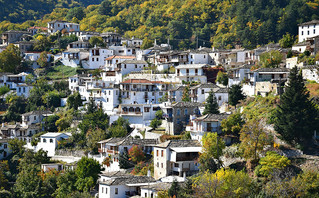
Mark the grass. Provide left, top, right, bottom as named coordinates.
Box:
left=45, top=64, right=77, bottom=80
left=306, top=83, right=319, bottom=97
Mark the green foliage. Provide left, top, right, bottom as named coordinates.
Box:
left=203, top=91, right=219, bottom=115
left=78, top=108, right=109, bottom=134
left=159, top=92, right=168, bottom=103
left=66, top=7, right=85, bottom=21
left=193, top=169, right=253, bottom=198
left=274, top=67, right=319, bottom=146
left=0, top=86, right=10, bottom=96
left=67, top=91, right=82, bottom=110
left=86, top=128, right=108, bottom=152
left=228, top=84, right=245, bottom=108
left=216, top=71, right=228, bottom=86
left=108, top=117, right=131, bottom=137
left=155, top=110, right=163, bottom=119
left=168, top=180, right=180, bottom=198
left=37, top=51, right=48, bottom=68
left=259, top=50, right=283, bottom=68
left=42, top=90, right=61, bottom=110
left=54, top=170, right=78, bottom=198
left=3, top=94, right=26, bottom=122
left=119, top=150, right=133, bottom=169
left=0, top=44, right=22, bottom=73
left=255, top=151, right=291, bottom=177
left=150, top=118, right=162, bottom=129
left=57, top=35, right=78, bottom=49
left=279, top=33, right=295, bottom=48
left=75, top=157, right=101, bottom=191
left=45, top=64, right=77, bottom=80
left=33, top=34, right=52, bottom=51
left=221, top=112, right=245, bottom=138
left=89, top=36, right=104, bottom=47
left=128, top=145, right=145, bottom=164
left=27, top=78, right=53, bottom=111
left=200, top=133, right=225, bottom=172
left=8, top=138, right=26, bottom=158
left=181, top=86, right=191, bottom=102
left=43, top=115, right=59, bottom=132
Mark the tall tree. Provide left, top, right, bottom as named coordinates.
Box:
left=228, top=84, right=245, bottom=108
left=274, top=67, right=319, bottom=146
left=216, top=71, right=228, bottom=86
left=67, top=91, right=82, bottom=110
left=0, top=44, right=22, bottom=73
left=181, top=86, right=191, bottom=102
left=75, top=157, right=101, bottom=192
left=203, top=91, right=219, bottom=115
left=37, top=51, right=48, bottom=68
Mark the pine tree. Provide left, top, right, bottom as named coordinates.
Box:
left=229, top=84, right=245, bottom=108
left=168, top=179, right=180, bottom=198
left=274, top=67, right=318, bottom=146
left=203, top=91, right=219, bottom=115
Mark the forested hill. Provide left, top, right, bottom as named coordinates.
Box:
left=0, top=0, right=102, bottom=22
left=1, top=0, right=319, bottom=49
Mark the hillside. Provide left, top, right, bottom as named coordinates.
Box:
left=1, top=0, right=319, bottom=49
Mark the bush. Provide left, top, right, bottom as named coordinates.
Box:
left=0, top=86, right=10, bottom=95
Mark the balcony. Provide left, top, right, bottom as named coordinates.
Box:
left=121, top=111, right=142, bottom=115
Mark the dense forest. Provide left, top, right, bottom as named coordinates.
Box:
left=1, top=0, right=319, bottom=49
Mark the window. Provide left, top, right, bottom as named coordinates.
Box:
left=177, top=109, right=180, bottom=116
left=105, top=188, right=107, bottom=194
left=161, top=150, right=163, bottom=157
left=124, top=64, right=126, bottom=69
left=102, top=187, right=104, bottom=193
left=97, top=58, right=99, bottom=61
left=201, top=89, right=204, bottom=94
left=218, top=96, right=222, bottom=100
left=50, top=139, right=53, bottom=143
left=314, top=29, right=316, bottom=34
left=302, top=31, right=304, bottom=35
left=92, top=58, right=94, bottom=61
left=308, top=31, right=310, bottom=35
left=4, top=144, right=7, bottom=149
left=161, top=163, right=163, bottom=168
left=43, top=138, right=46, bottom=143
left=156, top=150, right=159, bottom=156
left=157, top=162, right=159, bottom=167
left=115, top=188, right=118, bottom=194
left=135, top=64, right=137, bottom=68
left=34, top=116, right=36, bottom=120
left=184, top=109, right=188, bottom=115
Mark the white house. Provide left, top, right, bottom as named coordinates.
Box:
left=36, top=133, right=71, bottom=156
left=175, top=64, right=208, bottom=83
left=140, top=182, right=171, bottom=198
left=47, top=20, right=80, bottom=34
left=83, top=47, right=114, bottom=69
left=302, top=65, right=319, bottom=83
left=187, top=113, right=229, bottom=142
left=116, top=60, right=148, bottom=76
left=153, top=139, right=201, bottom=180
left=105, top=55, right=136, bottom=71
left=190, top=83, right=228, bottom=106
left=121, top=37, right=143, bottom=48
left=188, top=51, right=209, bottom=65
left=61, top=48, right=89, bottom=68
left=298, top=20, right=319, bottom=43
left=0, top=139, right=11, bottom=159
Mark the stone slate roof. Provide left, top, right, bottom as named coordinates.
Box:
left=255, top=68, right=290, bottom=73
left=155, top=140, right=201, bottom=148
left=191, top=83, right=219, bottom=90
left=172, top=102, right=204, bottom=108
left=141, top=182, right=171, bottom=191
left=22, top=110, right=52, bottom=116
left=299, top=20, right=319, bottom=26
left=170, top=85, right=186, bottom=91
left=215, top=88, right=228, bottom=93
left=175, top=64, right=208, bottom=69
left=98, top=137, right=158, bottom=146
left=195, top=113, right=229, bottom=122
left=100, top=171, right=131, bottom=178
left=100, top=175, right=156, bottom=186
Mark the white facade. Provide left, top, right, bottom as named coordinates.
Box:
left=175, top=64, right=207, bottom=83
left=47, top=21, right=80, bottom=34
left=36, top=133, right=70, bottom=156
left=61, top=49, right=89, bottom=68
left=188, top=52, right=209, bottom=64
left=298, top=20, right=319, bottom=42
left=116, top=60, right=148, bottom=76
left=84, top=48, right=114, bottom=69
left=0, top=139, right=11, bottom=159
left=302, top=66, right=319, bottom=83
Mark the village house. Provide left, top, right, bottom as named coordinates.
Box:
left=162, top=102, right=204, bottom=135
left=100, top=32, right=122, bottom=46
left=67, top=41, right=90, bottom=49
left=190, top=83, right=228, bottom=106
left=167, top=85, right=186, bottom=103
left=27, top=26, right=48, bottom=35
left=105, top=55, right=136, bottom=71
left=115, top=60, right=148, bottom=76
left=97, top=137, right=158, bottom=171
left=34, top=132, right=71, bottom=156
left=153, top=139, right=201, bottom=180
left=302, top=65, right=319, bottom=83
left=186, top=113, right=229, bottom=142
left=24, top=51, right=53, bottom=69
left=298, top=20, right=319, bottom=43
left=109, top=45, right=139, bottom=56
left=61, top=48, right=89, bottom=68
left=41, top=163, right=77, bottom=172
left=47, top=20, right=80, bottom=34
left=69, top=31, right=100, bottom=42
left=121, top=37, right=143, bottom=48
left=0, top=72, right=33, bottom=97
left=175, top=64, right=208, bottom=83
left=228, top=64, right=252, bottom=87
left=140, top=182, right=171, bottom=198
left=1, top=30, right=31, bottom=46
left=82, top=47, right=114, bottom=69
left=0, top=139, right=11, bottom=160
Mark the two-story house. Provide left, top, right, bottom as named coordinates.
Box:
left=47, top=21, right=80, bottom=34
left=153, top=140, right=201, bottom=180
left=175, top=64, right=208, bottom=83
left=190, top=83, right=228, bottom=106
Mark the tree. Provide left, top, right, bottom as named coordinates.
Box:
left=203, top=91, right=219, bottom=115
left=239, top=119, right=272, bottom=161
left=255, top=151, right=291, bottom=177
left=179, top=178, right=194, bottom=198
left=0, top=44, right=22, bottom=73
left=228, top=84, right=245, bottom=108
left=168, top=179, right=180, bottom=198
left=75, top=157, right=101, bottom=192
left=43, top=115, right=59, bottom=132
left=33, top=34, right=51, bottom=51
left=42, top=90, right=61, bottom=110
left=259, top=50, right=283, bottom=68
left=150, top=118, right=162, bottom=129
left=66, top=7, right=85, bottom=21
left=199, top=133, right=225, bottom=172
left=128, top=145, right=145, bottom=163
left=0, top=161, right=9, bottom=190
left=37, top=51, right=48, bottom=68
left=55, top=109, right=74, bottom=132
left=98, top=0, right=112, bottom=15
left=86, top=128, right=108, bottom=153
left=216, top=71, right=228, bottom=86
left=89, top=36, right=104, bottom=47
left=221, top=112, right=245, bottom=138
left=8, top=138, right=26, bottom=157
left=274, top=67, right=319, bottom=146
left=279, top=33, right=295, bottom=48
left=181, top=86, right=191, bottom=102
left=54, top=170, right=78, bottom=198
left=119, top=150, right=133, bottom=169
left=3, top=94, right=26, bottom=122
left=193, top=169, right=253, bottom=198
left=108, top=117, right=131, bottom=137
left=67, top=92, right=82, bottom=110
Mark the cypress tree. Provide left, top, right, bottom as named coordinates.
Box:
left=274, top=67, right=318, bottom=146
left=203, top=91, right=219, bottom=115
left=229, top=84, right=245, bottom=108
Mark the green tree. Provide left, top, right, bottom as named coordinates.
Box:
left=216, top=71, right=228, bottom=86
left=0, top=161, right=9, bottom=190
left=168, top=179, right=180, bottom=198
left=98, top=0, right=112, bottom=16
left=274, top=67, right=319, bottom=146
left=43, top=114, right=59, bottom=132
left=221, top=112, right=245, bottom=138
left=255, top=151, right=291, bottom=177
left=8, top=138, right=26, bottom=157
left=199, top=133, right=225, bottom=172
left=108, top=117, right=131, bottom=137
left=203, top=91, right=219, bottom=115
left=259, top=50, right=283, bottom=68
left=54, top=170, right=77, bottom=198
left=150, top=118, right=162, bottom=129
left=75, top=157, right=101, bottom=191
left=79, top=108, right=109, bottom=134
left=4, top=94, right=26, bottom=122
left=42, top=90, right=61, bottom=110
left=128, top=145, right=145, bottom=164
left=181, top=86, right=191, bottom=102
left=279, top=33, right=295, bottom=48
left=0, top=44, right=22, bottom=73
left=228, top=84, right=245, bottom=108
left=86, top=128, right=108, bottom=153
left=89, top=36, right=104, bottom=47
left=67, top=91, right=82, bottom=110
left=33, top=34, right=51, bottom=51
left=119, top=150, right=133, bottom=169
left=37, top=51, right=48, bottom=68
left=0, top=86, right=10, bottom=96
left=66, top=7, right=85, bottom=21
